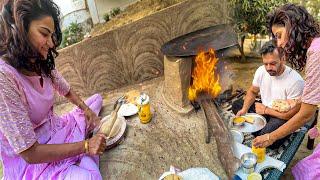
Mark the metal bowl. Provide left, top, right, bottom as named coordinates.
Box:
left=230, top=129, right=244, bottom=143
left=240, top=152, right=257, bottom=174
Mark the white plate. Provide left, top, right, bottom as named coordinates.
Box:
left=118, top=103, right=138, bottom=117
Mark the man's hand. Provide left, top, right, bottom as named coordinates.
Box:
left=255, top=103, right=267, bottom=115
left=253, top=133, right=276, bottom=148
left=236, top=109, right=247, bottom=117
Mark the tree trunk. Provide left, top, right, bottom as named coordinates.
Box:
left=238, top=35, right=246, bottom=61
left=252, top=34, right=257, bottom=50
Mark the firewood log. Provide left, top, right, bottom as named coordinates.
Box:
left=201, top=99, right=238, bottom=179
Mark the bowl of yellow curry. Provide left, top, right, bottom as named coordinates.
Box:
left=233, top=116, right=245, bottom=126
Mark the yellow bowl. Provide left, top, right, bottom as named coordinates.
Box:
left=163, top=174, right=182, bottom=180
left=247, top=172, right=262, bottom=180
left=233, top=117, right=245, bottom=126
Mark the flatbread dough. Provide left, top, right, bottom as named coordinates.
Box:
left=271, top=99, right=293, bottom=112
left=108, top=117, right=122, bottom=138
left=100, top=116, right=122, bottom=138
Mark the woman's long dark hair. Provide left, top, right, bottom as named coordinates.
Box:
left=0, top=0, right=62, bottom=77
left=267, top=3, right=320, bottom=71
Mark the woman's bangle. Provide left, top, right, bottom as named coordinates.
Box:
left=84, top=139, right=89, bottom=153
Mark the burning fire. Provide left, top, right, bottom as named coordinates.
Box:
left=188, top=48, right=221, bottom=101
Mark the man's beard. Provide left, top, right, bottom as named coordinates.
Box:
left=267, top=70, right=277, bottom=76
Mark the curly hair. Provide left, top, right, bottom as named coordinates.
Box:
left=267, top=3, right=320, bottom=71
left=0, top=0, right=62, bottom=77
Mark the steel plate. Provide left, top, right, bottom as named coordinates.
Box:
left=231, top=113, right=267, bottom=133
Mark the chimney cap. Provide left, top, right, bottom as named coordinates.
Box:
left=161, top=24, right=238, bottom=57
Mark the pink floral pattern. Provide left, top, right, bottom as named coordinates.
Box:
left=301, top=38, right=320, bottom=105
left=0, top=70, right=37, bottom=154
left=292, top=37, right=320, bottom=180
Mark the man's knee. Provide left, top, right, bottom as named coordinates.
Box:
left=260, top=117, right=286, bottom=134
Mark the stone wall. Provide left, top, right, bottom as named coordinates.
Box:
left=55, top=0, right=230, bottom=99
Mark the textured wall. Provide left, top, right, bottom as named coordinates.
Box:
left=55, top=0, right=230, bottom=98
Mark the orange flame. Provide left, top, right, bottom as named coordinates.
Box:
left=188, top=48, right=221, bottom=101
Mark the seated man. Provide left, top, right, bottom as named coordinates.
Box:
left=232, top=41, right=304, bottom=149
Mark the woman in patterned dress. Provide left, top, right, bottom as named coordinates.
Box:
left=252, top=4, right=320, bottom=179
left=0, top=0, right=106, bottom=179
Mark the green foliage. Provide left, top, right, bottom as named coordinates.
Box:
left=230, top=0, right=320, bottom=36
left=229, top=0, right=288, bottom=60
left=103, top=13, right=110, bottom=22
left=289, top=0, right=320, bottom=20
left=229, top=0, right=288, bottom=36
left=60, top=22, right=84, bottom=48
left=110, top=7, right=121, bottom=18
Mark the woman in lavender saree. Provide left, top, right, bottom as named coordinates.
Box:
left=0, top=0, right=106, bottom=179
